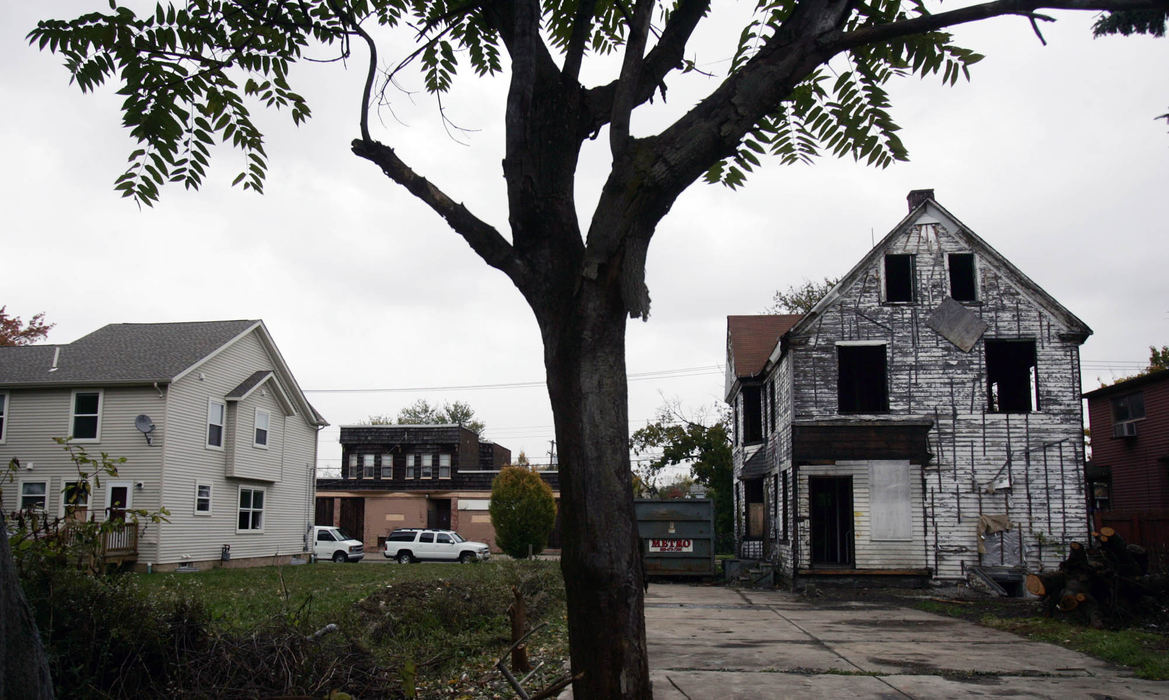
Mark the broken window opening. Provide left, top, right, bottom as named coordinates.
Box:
left=948, top=253, right=977, bottom=302
left=781, top=470, right=790, bottom=542
left=985, top=340, right=1038, bottom=413
left=769, top=380, right=777, bottom=433
left=884, top=254, right=915, bottom=302
left=745, top=478, right=765, bottom=539
left=743, top=385, right=763, bottom=443
left=838, top=344, right=889, bottom=413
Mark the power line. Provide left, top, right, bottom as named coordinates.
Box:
left=303, top=364, right=724, bottom=394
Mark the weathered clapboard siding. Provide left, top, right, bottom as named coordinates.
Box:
left=729, top=193, right=1090, bottom=585
left=0, top=386, right=168, bottom=562
left=157, top=330, right=315, bottom=564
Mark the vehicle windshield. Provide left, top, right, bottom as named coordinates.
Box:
left=449, top=532, right=465, bottom=543
left=333, top=528, right=354, bottom=541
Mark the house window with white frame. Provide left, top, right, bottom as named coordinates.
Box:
left=421, top=454, right=433, bottom=479
left=195, top=483, right=212, bottom=515
left=20, top=481, right=47, bottom=511
left=237, top=486, right=264, bottom=531
left=0, top=392, right=7, bottom=443
left=439, top=454, right=451, bottom=479
left=71, top=390, right=102, bottom=441
left=363, top=454, right=376, bottom=478
left=405, top=454, right=415, bottom=479
left=207, top=399, right=226, bottom=448
left=347, top=453, right=357, bottom=478
left=254, top=409, right=270, bottom=448
left=381, top=453, right=393, bottom=479
left=62, top=480, right=90, bottom=520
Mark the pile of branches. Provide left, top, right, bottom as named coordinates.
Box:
left=1027, top=527, right=1169, bottom=628
left=162, top=619, right=398, bottom=699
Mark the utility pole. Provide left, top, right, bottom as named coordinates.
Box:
left=548, top=440, right=557, bottom=467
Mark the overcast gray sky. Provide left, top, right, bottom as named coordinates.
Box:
left=2, top=3, right=1166, bottom=474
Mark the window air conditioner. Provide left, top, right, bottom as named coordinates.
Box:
left=1113, top=422, right=1138, bottom=438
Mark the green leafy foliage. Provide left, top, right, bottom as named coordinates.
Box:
left=769, top=277, right=840, bottom=314
left=630, top=405, right=734, bottom=553
left=489, top=467, right=557, bottom=558
left=707, top=0, right=983, bottom=186
left=366, top=398, right=485, bottom=435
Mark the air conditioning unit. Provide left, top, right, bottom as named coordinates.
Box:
left=1113, top=422, right=1138, bottom=438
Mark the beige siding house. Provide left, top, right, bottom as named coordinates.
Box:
left=0, top=320, right=326, bottom=570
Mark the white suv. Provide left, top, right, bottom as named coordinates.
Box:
left=382, top=528, right=491, bottom=563
left=312, top=525, right=365, bottom=563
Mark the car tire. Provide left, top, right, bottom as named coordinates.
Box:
left=332, top=551, right=347, bottom=563
left=397, top=551, right=414, bottom=564
left=458, top=552, right=475, bottom=564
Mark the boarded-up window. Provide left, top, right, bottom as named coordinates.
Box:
left=744, top=478, right=765, bottom=539
left=869, top=460, right=912, bottom=541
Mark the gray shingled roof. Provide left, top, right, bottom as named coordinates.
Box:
left=225, top=370, right=274, bottom=399
left=0, top=320, right=258, bottom=386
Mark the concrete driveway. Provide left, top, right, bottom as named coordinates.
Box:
left=644, top=583, right=1168, bottom=699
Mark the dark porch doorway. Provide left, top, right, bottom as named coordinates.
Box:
left=427, top=498, right=451, bottom=529
left=339, top=498, right=365, bottom=544
left=810, top=476, right=854, bottom=567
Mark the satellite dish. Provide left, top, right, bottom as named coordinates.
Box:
left=135, top=414, right=155, bottom=445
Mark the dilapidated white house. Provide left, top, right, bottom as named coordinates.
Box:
left=727, top=190, right=1092, bottom=590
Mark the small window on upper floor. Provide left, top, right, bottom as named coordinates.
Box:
left=948, top=253, right=977, bottom=302
left=1112, top=393, right=1145, bottom=437
left=884, top=254, right=915, bottom=302
left=363, top=454, right=375, bottom=478
left=206, top=399, right=225, bottom=449
left=439, top=453, right=452, bottom=479
left=254, top=409, right=270, bottom=448
left=381, top=453, right=394, bottom=479
left=742, top=385, right=763, bottom=444
left=838, top=344, right=889, bottom=413
left=986, top=340, right=1037, bottom=413
left=72, top=390, right=103, bottom=441
left=0, top=392, right=7, bottom=443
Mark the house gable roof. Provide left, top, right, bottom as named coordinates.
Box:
left=726, top=314, right=802, bottom=400
left=0, top=320, right=258, bottom=386
left=790, top=194, right=1092, bottom=342
left=0, top=320, right=327, bottom=427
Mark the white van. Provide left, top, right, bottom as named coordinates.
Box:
left=312, top=525, right=365, bottom=563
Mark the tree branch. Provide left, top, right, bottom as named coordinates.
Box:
left=610, top=0, right=656, bottom=155
left=350, top=139, right=525, bottom=283
left=562, top=0, right=598, bottom=83
left=584, top=0, right=709, bottom=135
left=827, top=0, right=1169, bottom=52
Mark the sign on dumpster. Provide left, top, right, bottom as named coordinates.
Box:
left=648, top=538, right=693, bottom=553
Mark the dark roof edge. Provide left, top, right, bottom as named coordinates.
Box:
left=1083, top=368, right=1169, bottom=398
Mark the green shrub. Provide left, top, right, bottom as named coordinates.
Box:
left=490, top=467, right=557, bottom=558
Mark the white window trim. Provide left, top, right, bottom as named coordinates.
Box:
left=18, top=479, right=49, bottom=512
left=69, top=389, right=103, bottom=443
left=362, top=453, right=376, bottom=479
left=104, top=481, right=133, bottom=521
left=59, top=478, right=93, bottom=519
left=439, top=453, right=452, bottom=479
left=206, top=398, right=226, bottom=450
left=253, top=408, right=270, bottom=449
left=0, top=390, right=8, bottom=444
left=236, top=485, right=266, bottom=533
left=194, top=482, right=213, bottom=516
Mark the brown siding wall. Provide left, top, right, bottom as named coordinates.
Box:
left=1087, top=375, right=1169, bottom=511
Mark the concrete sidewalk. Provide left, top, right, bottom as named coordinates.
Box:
left=642, top=583, right=1168, bottom=699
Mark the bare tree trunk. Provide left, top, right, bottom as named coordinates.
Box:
left=0, top=517, right=54, bottom=699
left=540, top=281, right=651, bottom=699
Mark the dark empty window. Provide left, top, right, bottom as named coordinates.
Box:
left=885, top=254, right=915, bottom=302
left=1112, top=393, right=1145, bottom=423
left=769, top=381, right=777, bottom=432
left=781, top=470, right=790, bottom=541
left=743, top=385, right=763, bottom=443
left=948, top=253, right=977, bottom=301
left=838, top=344, right=888, bottom=413
left=986, top=340, right=1037, bottom=412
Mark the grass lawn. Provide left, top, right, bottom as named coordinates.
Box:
left=914, top=599, right=1169, bottom=680
left=135, top=559, right=570, bottom=696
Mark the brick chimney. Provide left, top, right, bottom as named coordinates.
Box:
left=907, top=188, right=934, bottom=212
